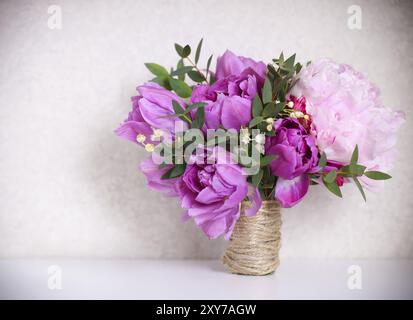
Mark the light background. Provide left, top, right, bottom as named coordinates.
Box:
left=0, top=0, right=412, bottom=259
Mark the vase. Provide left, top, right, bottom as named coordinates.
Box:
left=222, top=200, right=282, bottom=276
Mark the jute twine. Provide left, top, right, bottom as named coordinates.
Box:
left=222, top=200, right=282, bottom=276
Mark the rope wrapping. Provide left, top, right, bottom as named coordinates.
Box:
left=222, top=200, right=282, bottom=276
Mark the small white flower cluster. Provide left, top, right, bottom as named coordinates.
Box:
left=136, top=128, right=164, bottom=152
left=240, top=128, right=266, bottom=154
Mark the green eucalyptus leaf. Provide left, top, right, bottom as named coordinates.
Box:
left=350, top=145, right=359, bottom=174
left=192, top=107, right=205, bottom=129
left=318, top=152, right=327, bottom=168
left=274, top=102, right=284, bottom=117
left=324, top=169, right=337, bottom=184
left=295, top=62, right=302, bottom=74
left=284, top=54, right=296, bottom=69
left=182, top=102, right=207, bottom=115
left=262, top=78, right=272, bottom=104
left=145, top=63, right=169, bottom=77
left=353, top=176, right=366, bottom=201
left=174, top=43, right=184, bottom=57
left=278, top=52, right=284, bottom=64
left=172, top=100, right=185, bottom=115
left=323, top=180, right=342, bottom=198
left=262, top=102, right=277, bottom=118
left=342, top=164, right=366, bottom=176
left=176, top=59, right=185, bottom=80
left=195, top=38, right=203, bottom=64
left=188, top=70, right=206, bottom=83
left=152, top=76, right=171, bottom=90
left=209, top=73, right=216, bottom=84
left=170, top=66, right=193, bottom=77
left=249, top=116, right=264, bottom=128
left=169, top=78, right=192, bottom=98
left=364, top=171, right=392, bottom=180
left=252, top=95, right=263, bottom=117
left=182, top=45, right=191, bottom=58
left=351, top=145, right=359, bottom=164
left=267, top=64, right=277, bottom=75
left=206, top=54, right=213, bottom=77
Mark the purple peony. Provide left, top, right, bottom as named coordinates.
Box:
left=266, top=118, right=318, bottom=180
left=215, top=50, right=267, bottom=81
left=116, top=82, right=188, bottom=146
left=265, top=118, right=318, bottom=208
left=177, top=147, right=261, bottom=239
left=189, top=50, right=266, bottom=131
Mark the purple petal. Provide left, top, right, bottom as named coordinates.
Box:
left=220, top=96, right=251, bottom=130
left=275, top=175, right=310, bottom=208
left=115, top=121, right=153, bottom=146
left=196, top=186, right=223, bottom=204
left=140, top=157, right=180, bottom=197
left=268, top=144, right=297, bottom=179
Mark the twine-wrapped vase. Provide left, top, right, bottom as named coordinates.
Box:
left=222, top=200, right=282, bottom=276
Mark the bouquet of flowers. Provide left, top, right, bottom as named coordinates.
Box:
left=116, top=40, right=404, bottom=275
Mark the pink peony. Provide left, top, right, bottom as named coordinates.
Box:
left=290, top=59, right=405, bottom=189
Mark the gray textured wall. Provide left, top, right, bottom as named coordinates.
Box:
left=0, top=0, right=412, bottom=259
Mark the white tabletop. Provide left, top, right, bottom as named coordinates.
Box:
left=0, top=259, right=411, bottom=300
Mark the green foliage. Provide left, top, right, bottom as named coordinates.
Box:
left=323, top=179, right=343, bottom=198
left=323, top=169, right=337, bottom=184
left=262, top=102, right=276, bottom=117
left=170, top=66, right=193, bottom=77
left=252, top=95, right=263, bottom=117
left=316, top=145, right=392, bottom=202
left=318, top=152, right=327, bottom=168
left=151, top=76, right=172, bottom=90
left=172, top=100, right=191, bottom=124
left=172, top=100, right=185, bottom=114
left=206, top=54, right=213, bottom=79
left=353, top=176, right=366, bottom=201
left=182, top=102, right=206, bottom=115
left=191, top=107, right=205, bottom=129
left=248, top=117, right=264, bottom=128
left=350, top=144, right=359, bottom=173
left=188, top=70, right=206, bottom=83
left=169, top=78, right=192, bottom=98
left=145, top=63, right=169, bottom=77
left=195, top=38, right=203, bottom=64
left=364, top=171, right=392, bottom=180
left=262, top=78, right=272, bottom=104
left=176, top=59, right=186, bottom=80
left=175, top=43, right=191, bottom=58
